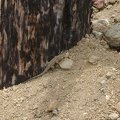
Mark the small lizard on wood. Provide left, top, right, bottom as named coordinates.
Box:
left=24, top=52, right=68, bottom=83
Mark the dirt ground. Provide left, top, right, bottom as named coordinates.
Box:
left=0, top=2, right=120, bottom=120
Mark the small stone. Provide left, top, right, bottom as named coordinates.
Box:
left=98, top=19, right=110, bottom=26
left=92, top=20, right=108, bottom=32
left=111, top=14, right=116, bottom=18
left=100, top=80, right=106, bottom=85
left=106, top=72, right=112, bottom=79
left=12, top=86, right=18, bottom=91
left=92, top=30, right=103, bottom=38
left=85, top=34, right=90, bottom=38
left=52, top=109, right=59, bottom=115
left=88, top=55, right=99, bottom=65
left=115, top=102, right=120, bottom=113
left=47, top=100, right=58, bottom=112
left=105, top=95, right=111, bottom=100
left=59, top=58, right=73, bottom=70
left=32, top=105, right=38, bottom=109
left=109, top=113, right=119, bottom=120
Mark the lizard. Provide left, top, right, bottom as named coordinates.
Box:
left=24, top=52, right=69, bottom=83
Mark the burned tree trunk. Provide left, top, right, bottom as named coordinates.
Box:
left=0, top=0, right=92, bottom=88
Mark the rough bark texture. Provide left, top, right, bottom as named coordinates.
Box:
left=0, top=0, right=92, bottom=88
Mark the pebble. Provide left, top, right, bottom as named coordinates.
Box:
left=47, top=100, right=58, bottom=112
left=92, top=20, right=108, bottom=32
left=106, top=72, right=113, bottom=79
left=88, top=55, right=99, bottom=65
left=105, top=95, right=111, bottom=100
left=92, top=30, right=103, bottom=38
left=52, top=109, right=59, bottom=115
left=109, top=113, right=119, bottom=120
left=100, top=80, right=106, bottom=85
left=98, top=19, right=110, bottom=26
left=59, top=58, right=73, bottom=70
left=115, top=102, right=120, bottom=113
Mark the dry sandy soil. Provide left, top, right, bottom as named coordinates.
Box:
left=0, top=2, right=120, bottom=120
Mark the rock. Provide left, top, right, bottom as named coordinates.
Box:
left=92, top=30, right=103, bottom=38
left=105, top=95, right=111, bottom=100
left=88, top=55, right=99, bottom=65
left=47, top=100, right=58, bottom=112
left=106, top=72, right=112, bottom=79
left=103, top=23, right=120, bottom=47
left=97, top=76, right=107, bottom=85
left=59, top=58, right=73, bottom=70
left=114, top=102, right=120, bottom=113
left=98, top=19, right=110, bottom=26
left=52, top=109, right=59, bottom=115
left=109, top=113, right=119, bottom=120
left=100, top=80, right=106, bottom=85
left=92, top=20, right=108, bottom=32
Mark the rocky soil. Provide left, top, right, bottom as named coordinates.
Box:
left=0, top=1, right=120, bottom=120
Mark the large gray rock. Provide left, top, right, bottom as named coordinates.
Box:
left=103, top=23, right=120, bottom=47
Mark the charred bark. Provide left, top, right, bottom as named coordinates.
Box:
left=0, top=0, right=92, bottom=88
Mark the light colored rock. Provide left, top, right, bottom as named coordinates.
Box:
left=100, top=80, right=106, bottom=85
left=98, top=19, right=110, bottom=26
left=92, top=20, right=108, bottom=32
left=115, top=102, right=120, bottom=113
left=97, top=77, right=107, bottom=85
left=47, top=100, right=58, bottom=112
left=103, top=23, right=120, bottom=47
left=109, top=113, right=119, bottom=120
left=92, top=30, right=103, bottom=38
left=106, top=72, right=113, bottom=79
left=52, top=109, right=59, bottom=115
left=88, top=55, right=99, bottom=65
left=59, top=58, right=73, bottom=70
left=105, top=95, right=111, bottom=100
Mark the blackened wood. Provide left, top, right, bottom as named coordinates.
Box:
left=0, top=0, right=92, bottom=88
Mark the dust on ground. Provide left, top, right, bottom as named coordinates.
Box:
left=0, top=2, right=120, bottom=120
